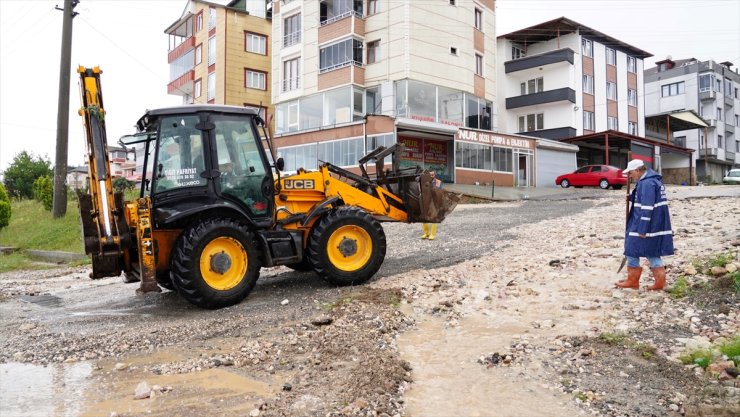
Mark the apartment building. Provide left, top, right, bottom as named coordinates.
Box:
left=644, top=58, right=740, bottom=182
left=497, top=17, right=651, bottom=140
left=165, top=0, right=272, bottom=119
left=269, top=0, right=539, bottom=186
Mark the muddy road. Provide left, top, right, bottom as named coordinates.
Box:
left=1, top=186, right=738, bottom=417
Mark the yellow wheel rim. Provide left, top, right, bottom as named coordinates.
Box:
left=327, top=225, right=372, bottom=272
left=199, top=236, right=248, bottom=291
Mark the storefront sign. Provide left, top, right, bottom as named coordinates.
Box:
left=400, top=138, right=423, bottom=162
left=424, top=140, right=447, bottom=165
left=456, top=129, right=532, bottom=149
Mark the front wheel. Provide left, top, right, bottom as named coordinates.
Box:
left=560, top=179, right=570, bottom=188
left=599, top=179, right=610, bottom=189
left=308, top=207, right=386, bottom=286
left=171, top=218, right=261, bottom=309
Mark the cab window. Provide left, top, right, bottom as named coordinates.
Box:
left=154, top=115, right=207, bottom=193
left=212, top=117, right=269, bottom=215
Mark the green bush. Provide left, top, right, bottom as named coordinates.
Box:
left=3, top=151, right=53, bottom=199
left=0, top=183, right=10, bottom=229
left=32, top=176, right=54, bottom=211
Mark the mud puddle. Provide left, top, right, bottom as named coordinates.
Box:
left=399, top=315, right=580, bottom=417
left=1, top=347, right=281, bottom=417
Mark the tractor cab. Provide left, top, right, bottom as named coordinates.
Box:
left=121, top=106, right=277, bottom=230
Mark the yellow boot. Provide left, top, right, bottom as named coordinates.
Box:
left=428, top=224, right=438, bottom=240
left=421, top=223, right=429, bottom=239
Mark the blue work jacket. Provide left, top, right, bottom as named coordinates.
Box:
left=624, top=169, right=674, bottom=257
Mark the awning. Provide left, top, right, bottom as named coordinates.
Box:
left=646, top=110, right=709, bottom=132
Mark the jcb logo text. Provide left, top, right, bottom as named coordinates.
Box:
left=284, top=179, right=315, bottom=189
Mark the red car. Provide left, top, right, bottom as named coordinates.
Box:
left=556, top=165, right=627, bottom=189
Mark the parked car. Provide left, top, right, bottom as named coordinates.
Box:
left=556, top=165, right=627, bottom=189
left=723, top=169, right=740, bottom=184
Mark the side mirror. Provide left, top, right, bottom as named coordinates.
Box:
left=275, top=157, right=285, bottom=172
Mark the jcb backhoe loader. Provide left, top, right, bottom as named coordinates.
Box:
left=76, top=66, right=459, bottom=309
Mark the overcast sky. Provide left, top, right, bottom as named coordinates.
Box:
left=1, top=0, right=738, bottom=172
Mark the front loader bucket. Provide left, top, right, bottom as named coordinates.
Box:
left=404, top=172, right=460, bottom=223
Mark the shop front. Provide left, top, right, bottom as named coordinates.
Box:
left=454, top=128, right=536, bottom=187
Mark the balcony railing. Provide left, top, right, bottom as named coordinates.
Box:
left=282, top=77, right=301, bottom=92
left=283, top=32, right=300, bottom=47
left=699, top=90, right=717, bottom=101
left=320, top=10, right=361, bottom=26
left=319, top=60, right=363, bottom=74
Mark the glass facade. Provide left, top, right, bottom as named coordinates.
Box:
left=278, top=134, right=394, bottom=172
left=396, top=79, right=492, bottom=130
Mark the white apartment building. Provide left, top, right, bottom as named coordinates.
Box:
left=269, top=0, right=542, bottom=187
left=644, top=58, right=740, bottom=182
left=497, top=17, right=651, bottom=140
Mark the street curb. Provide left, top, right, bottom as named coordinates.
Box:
left=24, top=250, right=87, bottom=264
left=0, top=247, right=19, bottom=254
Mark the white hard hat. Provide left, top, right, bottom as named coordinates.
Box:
left=622, top=159, right=645, bottom=174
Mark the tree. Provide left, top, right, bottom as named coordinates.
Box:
left=0, top=183, right=11, bottom=230
left=112, top=177, right=134, bottom=193
left=3, top=151, right=53, bottom=199
left=33, top=176, right=54, bottom=211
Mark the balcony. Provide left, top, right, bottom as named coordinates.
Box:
left=505, top=87, right=576, bottom=109
left=281, top=76, right=301, bottom=93
left=726, top=150, right=736, bottom=162
left=724, top=94, right=734, bottom=107
left=168, top=70, right=194, bottom=95
left=504, top=48, right=574, bottom=74
left=726, top=123, right=735, bottom=134
left=699, top=89, right=716, bottom=101
left=168, top=37, right=195, bottom=63
left=318, top=12, right=364, bottom=45
left=699, top=148, right=719, bottom=158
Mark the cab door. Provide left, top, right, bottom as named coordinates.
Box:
left=210, top=115, right=274, bottom=221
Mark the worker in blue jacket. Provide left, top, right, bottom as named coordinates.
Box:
left=615, top=159, right=674, bottom=290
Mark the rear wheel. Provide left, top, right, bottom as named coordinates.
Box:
left=599, top=179, right=610, bottom=189
left=171, top=218, right=261, bottom=309
left=308, top=207, right=386, bottom=286
left=560, top=179, right=570, bottom=188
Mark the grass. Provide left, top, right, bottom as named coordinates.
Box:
left=0, top=199, right=86, bottom=273
left=719, top=336, right=740, bottom=363
left=598, top=332, right=656, bottom=359
left=707, top=252, right=734, bottom=268
left=732, top=271, right=740, bottom=293
left=319, top=296, right=354, bottom=312
left=679, top=349, right=715, bottom=369
left=669, top=276, right=691, bottom=298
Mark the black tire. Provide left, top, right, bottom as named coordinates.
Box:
left=171, top=218, right=261, bottom=309
left=560, top=179, right=570, bottom=188
left=613, top=185, right=623, bottom=190
left=308, top=207, right=386, bottom=286
left=156, top=270, right=175, bottom=291
left=599, top=179, right=610, bottom=189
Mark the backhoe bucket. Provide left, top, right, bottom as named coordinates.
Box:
left=404, top=172, right=460, bottom=223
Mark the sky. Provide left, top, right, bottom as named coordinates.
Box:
left=1, top=0, right=739, bottom=172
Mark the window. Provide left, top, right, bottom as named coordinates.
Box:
left=208, top=7, right=216, bottom=30
left=196, top=12, right=203, bottom=32
left=517, top=113, right=544, bottom=132
left=455, top=141, right=491, bottom=171
left=320, top=0, right=363, bottom=25
left=606, top=48, right=616, bottom=66
left=628, top=89, right=637, bottom=106
left=450, top=46, right=458, bottom=56
left=367, top=134, right=395, bottom=164
left=194, top=79, right=202, bottom=98
left=195, top=44, right=202, bottom=65
left=735, top=87, right=739, bottom=98
left=318, top=137, right=365, bottom=167
left=245, top=69, right=266, bottom=90
left=280, top=143, right=319, bottom=172
left=673, top=136, right=686, bottom=147
left=661, top=81, right=684, bottom=97
left=475, top=54, right=483, bottom=76
left=207, top=72, right=216, bottom=100
left=246, top=32, right=267, bottom=55
left=368, top=0, right=378, bottom=15
left=718, top=135, right=723, bottom=148
left=699, top=73, right=714, bottom=92
left=474, top=8, right=482, bottom=31
left=583, top=75, right=594, bottom=94
left=367, top=40, right=380, bottom=64
left=627, top=56, right=636, bottom=73
left=243, top=104, right=267, bottom=121
left=607, top=116, right=618, bottom=130
left=717, top=108, right=722, bottom=121
left=583, top=111, right=595, bottom=130
left=521, top=77, right=544, bottom=95
left=725, top=78, right=733, bottom=97
left=511, top=45, right=525, bottom=60
left=208, top=36, right=216, bottom=66
left=283, top=58, right=300, bottom=92
left=581, top=39, right=592, bottom=57
left=735, top=114, right=739, bottom=127
left=154, top=115, right=207, bottom=193
left=320, top=38, right=363, bottom=72
left=628, top=121, right=638, bottom=135
left=493, top=147, right=512, bottom=172
left=283, top=14, right=301, bottom=47
left=716, top=78, right=722, bottom=92
left=606, top=82, right=617, bottom=100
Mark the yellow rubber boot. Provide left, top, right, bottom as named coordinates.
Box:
left=428, top=224, right=438, bottom=240
left=421, top=223, right=429, bottom=239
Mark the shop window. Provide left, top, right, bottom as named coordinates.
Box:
left=493, top=147, right=512, bottom=172
left=455, top=141, right=491, bottom=171
left=318, top=137, right=365, bottom=167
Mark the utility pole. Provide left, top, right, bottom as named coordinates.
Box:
left=52, top=0, right=79, bottom=218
